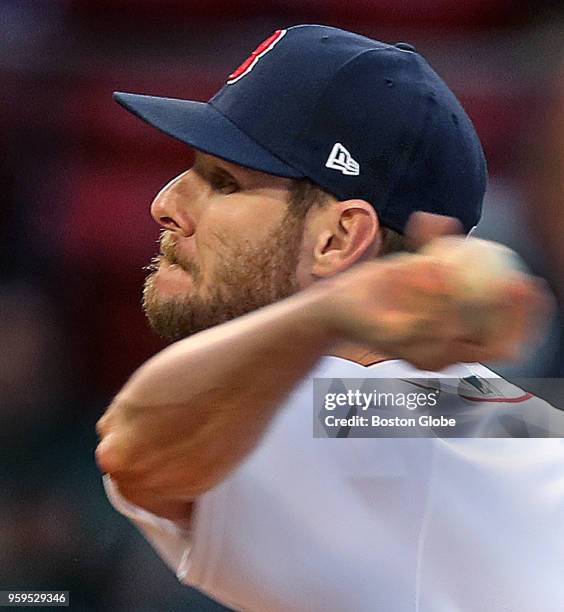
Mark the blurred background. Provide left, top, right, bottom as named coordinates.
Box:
left=1, top=1, right=563, bottom=610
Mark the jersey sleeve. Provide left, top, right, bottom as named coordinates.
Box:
left=102, top=474, right=231, bottom=595
left=99, top=372, right=323, bottom=612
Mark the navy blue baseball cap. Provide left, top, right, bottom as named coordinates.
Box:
left=114, top=24, right=487, bottom=234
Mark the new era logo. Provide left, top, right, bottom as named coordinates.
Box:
left=325, top=143, right=360, bottom=176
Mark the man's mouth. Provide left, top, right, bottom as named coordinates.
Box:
left=146, top=255, right=195, bottom=294
left=146, top=233, right=200, bottom=280
left=144, top=254, right=184, bottom=274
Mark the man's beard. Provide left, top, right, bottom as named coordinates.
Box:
left=142, top=210, right=305, bottom=342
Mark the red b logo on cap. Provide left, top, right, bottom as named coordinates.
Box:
left=227, top=29, right=287, bottom=84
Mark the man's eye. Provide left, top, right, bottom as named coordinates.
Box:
left=211, top=175, right=239, bottom=194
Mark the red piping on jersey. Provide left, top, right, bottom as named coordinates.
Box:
left=459, top=392, right=534, bottom=403
left=404, top=380, right=535, bottom=404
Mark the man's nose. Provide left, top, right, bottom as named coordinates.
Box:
left=150, top=171, right=196, bottom=236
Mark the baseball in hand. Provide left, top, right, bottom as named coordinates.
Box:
left=420, top=236, right=527, bottom=337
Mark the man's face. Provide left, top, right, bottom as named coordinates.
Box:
left=143, top=152, right=307, bottom=341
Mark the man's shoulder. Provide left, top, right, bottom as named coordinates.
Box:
left=311, top=357, right=562, bottom=433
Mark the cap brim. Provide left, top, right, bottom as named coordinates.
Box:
left=113, top=92, right=302, bottom=178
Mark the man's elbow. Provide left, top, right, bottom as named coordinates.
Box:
left=95, top=397, right=147, bottom=477
left=95, top=399, right=226, bottom=507
left=95, top=431, right=124, bottom=478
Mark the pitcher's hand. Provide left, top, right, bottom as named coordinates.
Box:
left=314, top=251, right=548, bottom=372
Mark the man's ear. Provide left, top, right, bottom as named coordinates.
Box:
left=311, top=199, right=380, bottom=278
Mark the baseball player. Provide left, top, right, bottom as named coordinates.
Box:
left=96, top=26, right=564, bottom=611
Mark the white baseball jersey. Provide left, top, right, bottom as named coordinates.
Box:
left=105, top=357, right=564, bottom=611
